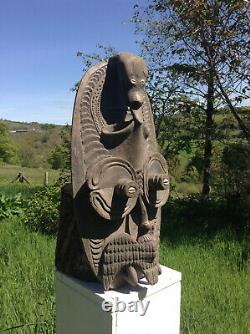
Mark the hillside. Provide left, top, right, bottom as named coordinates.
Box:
left=1, top=119, right=64, bottom=132
left=0, top=119, right=70, bottom=169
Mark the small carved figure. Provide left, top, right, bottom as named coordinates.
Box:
left=55, top=52, right=170, bottom=290
left=11, top=172, right=30, bottom=184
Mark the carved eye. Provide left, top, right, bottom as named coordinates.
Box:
left=130, top=78, right=136, bottom=84
left=141, top=79, right=146, bottom=84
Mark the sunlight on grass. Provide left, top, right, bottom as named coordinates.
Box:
left=0, top=219, right=56, bottom=333
left=0, top=164, right=59, bottom=185
left=0, top=218, right=249, bottom=333
left=161, top=234, right=250, bottom=334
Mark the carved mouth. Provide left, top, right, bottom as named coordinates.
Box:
left=101, top=233, right=158, bottom=290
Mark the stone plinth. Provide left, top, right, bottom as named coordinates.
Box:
left=56, top=265, right=181, bottom=334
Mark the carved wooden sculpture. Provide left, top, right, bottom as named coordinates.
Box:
left=55, top=52, right=170, bottom=290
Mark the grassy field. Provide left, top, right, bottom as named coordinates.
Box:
left=0, top=217, right=249, bottom=333
left=0, top=164, right=59, bottom=186
left=161, top=232, right=250, bottom=333
left=0, top=219, right=55, bottom=333
left=0, top=181, right=249, bottom=333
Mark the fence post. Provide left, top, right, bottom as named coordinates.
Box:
left=44, top=171, right=49, bottom=185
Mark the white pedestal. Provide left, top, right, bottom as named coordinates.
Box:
left=56, top=266, right=181, bottom=334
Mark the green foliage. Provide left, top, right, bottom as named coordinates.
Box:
left=163, top=195, right=250, bottom=236
left=0, top=193, right=23, bottom=220
left=23, top=186, right=60, bottom=234
left=77, top=44, right=116, bottom=72
left=47, top=125, right=71, bottom=170
left=3, top=119, right=68, bottom=168
left=134, top=0, right=249, bottom=105
left=156, top=103, right=205, bottom=160
left=133, top=0, right=250, bottom=197
left=221, top=143, right=250, bottom=198
left=40, top=123, right=57, bottom=130
left=0, top=121, right=19, bottom=164
left=60, top=125, right=71, bottom=170
left=186, top=150, right=204, bottom=176
left=48, top=145, right=66, bottom=170
left=222, top=143, right=250, bottom=171
left=0, top=167, right=61, bottom=235
left=16, top=130, right=61, bottom=168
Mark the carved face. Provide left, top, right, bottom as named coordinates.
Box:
left=110, top=53, right=148, bottom=124
left=118, top=54, right=148, bottom=107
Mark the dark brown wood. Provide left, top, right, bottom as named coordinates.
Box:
left=55, top=53, right=170, bottom=290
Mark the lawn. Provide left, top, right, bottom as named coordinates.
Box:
left=0, top=164, right=59, bottom=186
left=161, top=233, right=250, bottom=333
left=0, top=218, right=55, bottom=333
left=0, top=219, right=249, bottom=333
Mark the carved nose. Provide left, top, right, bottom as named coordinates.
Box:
left=128, top=89, right=144, bottom=110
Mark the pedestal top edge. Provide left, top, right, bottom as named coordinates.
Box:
left=56, top=265, right=181, bottom=303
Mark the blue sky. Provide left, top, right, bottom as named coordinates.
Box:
left=0, top=0, right=145, bottom=124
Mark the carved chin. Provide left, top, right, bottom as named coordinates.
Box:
left=101, top=233, right=159, bottom=290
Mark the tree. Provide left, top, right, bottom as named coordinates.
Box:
left=48, top=125, right=72, bottom=171
left=221, top=143, right=250, bottom=199
left=48, top=145, right=66, bottom=170
left=60, top=125, right=71, bottom=170
left=0, top=121, right=19, bottom=164
left=133, top=0, right=250, bottom=198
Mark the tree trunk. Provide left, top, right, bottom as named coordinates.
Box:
left=201, top=77, right=214, bottom=199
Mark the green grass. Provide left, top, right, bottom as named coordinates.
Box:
left=0, top=219, right=249, bottom=333
left=161, top=231, right=250, bottom=334
left=175, top=182, right=202, bottom=195
left=0, top=219, right=56, bottom=333
left=0, top=184, right=43, bottom=199
left=0, top=164, right=59, bottom=186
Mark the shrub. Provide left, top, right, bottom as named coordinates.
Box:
left=221, top=143, right=250, bottom=198
left=0, top=122, right=20, bottom=164
left=48, top=145, right=66, bottom=170
left=0, top=193, right=23, bottom=220
left=23, top=185, right=60, bottom=234
left=162, top=194, right=250, bottom=239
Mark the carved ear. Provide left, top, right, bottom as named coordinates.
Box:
left=143, top=153, right=170, bottom=207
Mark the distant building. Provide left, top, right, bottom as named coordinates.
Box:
left=10, top=128, right=37, bottom=133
